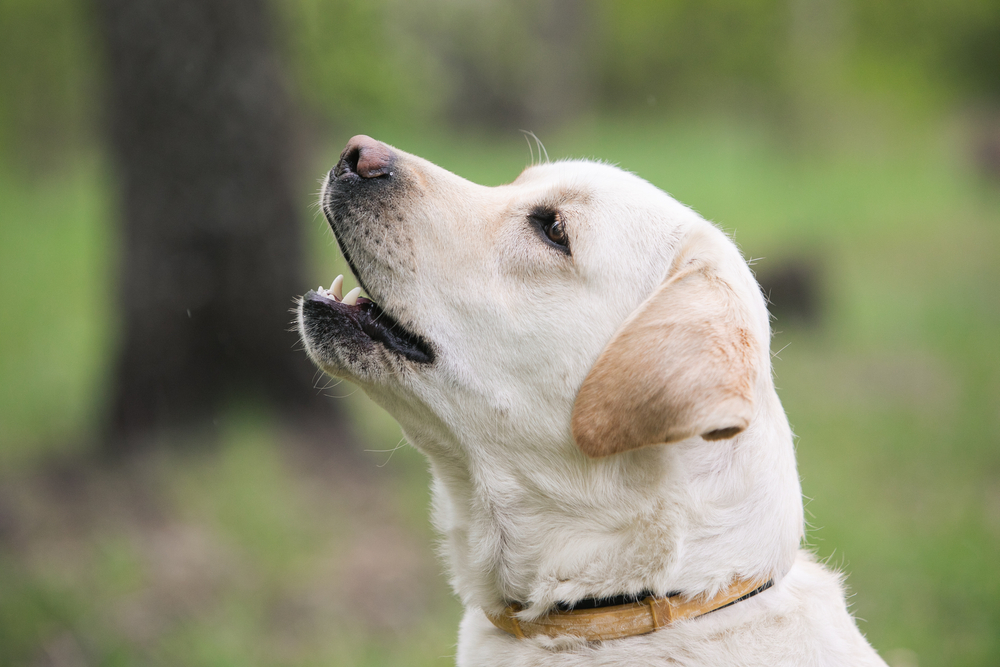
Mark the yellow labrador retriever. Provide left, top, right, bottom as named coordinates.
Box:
left=297, top=136, right=887, bottom=666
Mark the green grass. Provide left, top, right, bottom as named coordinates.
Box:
left=1, top=117, right=998, bottom=665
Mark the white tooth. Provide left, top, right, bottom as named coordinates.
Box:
left=342, top=287, right=361, bottom=306
left=331, top=274, right=344, bottom=300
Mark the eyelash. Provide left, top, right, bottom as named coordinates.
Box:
left=530, top=208, right=570, bottom=253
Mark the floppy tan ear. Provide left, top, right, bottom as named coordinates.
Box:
left=571, top=227, right=760, bottom=458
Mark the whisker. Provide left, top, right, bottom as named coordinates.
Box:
left=367, top=436, right=408, bottom=467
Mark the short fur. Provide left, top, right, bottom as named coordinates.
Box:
left=298, top=136, right=888, bottom=666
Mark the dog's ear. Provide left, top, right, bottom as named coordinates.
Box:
left=571, top=227, right=761, bottom=458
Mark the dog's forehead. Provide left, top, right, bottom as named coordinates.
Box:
left=511, top=159, right=654, bottom=198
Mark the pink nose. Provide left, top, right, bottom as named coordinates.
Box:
left=335, top=135, right=395, bottom=179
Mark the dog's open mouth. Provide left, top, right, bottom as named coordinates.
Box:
left=304, top=275, right=434, bottom=364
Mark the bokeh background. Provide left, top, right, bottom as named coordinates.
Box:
left=1, top=0, right=999, bottom=665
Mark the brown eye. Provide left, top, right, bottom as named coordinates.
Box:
left=531, top=207, right=569, bottom=252
left=546, top=216, right=567, bottom=246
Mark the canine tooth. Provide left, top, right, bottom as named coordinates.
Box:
left=342, top=287, right=361, bottom=306
left=331, top=274, right=344, bottom=300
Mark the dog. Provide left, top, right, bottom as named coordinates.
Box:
left=297, top=135, right=888, bottom=666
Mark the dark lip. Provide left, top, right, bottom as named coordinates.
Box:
left=314, top=171, right=433, bottom=363
left=304, top=288, right=434, bottom=366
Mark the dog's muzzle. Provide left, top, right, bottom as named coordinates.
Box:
left=303, top=135, right=435, bottom=365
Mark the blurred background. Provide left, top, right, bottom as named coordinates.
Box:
left=0, top=0, right=998, bottom=664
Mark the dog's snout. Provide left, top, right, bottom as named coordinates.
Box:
left=334, top=135, right=395, bottom=180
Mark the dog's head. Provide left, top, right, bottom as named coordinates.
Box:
left=298, top=136, right=770, bottom=458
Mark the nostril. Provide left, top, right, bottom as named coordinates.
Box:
left=335, top=135, right=395, bottom=181
left=335, top=146, right=361, bottom=179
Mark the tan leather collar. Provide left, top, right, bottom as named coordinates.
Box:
left=486, top=577, right=772, bottom=642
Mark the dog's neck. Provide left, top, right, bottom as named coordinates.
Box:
left=394, top=384, right=804, bottom=619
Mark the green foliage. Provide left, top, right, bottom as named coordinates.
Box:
left=0, top=157, right=115, bottom=463
left=592, top=0, right=790, bottom=108
left=2, top=0, right=1000, bottom=169
left=0, top=0, right=98, bottom=172
left=849, top=0, right=1000, bottom=100
left=278, top=0, right=441, bottom=129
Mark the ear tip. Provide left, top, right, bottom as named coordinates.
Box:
left=698, top=396, right=753, bottom=441
left=700, top=424, right=746, bottom=441
left=573, top=409, right=752, bottom=455
left=701, top=410, right=751, bottom=440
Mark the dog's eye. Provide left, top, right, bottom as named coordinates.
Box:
left=546, top=216, right=567, bottom=246
left=530, top=208, right=570, bottom=252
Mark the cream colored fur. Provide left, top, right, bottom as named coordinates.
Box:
left=298, top=141, right=888, bottom=666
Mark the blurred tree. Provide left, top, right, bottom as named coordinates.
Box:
left=94, top=0, right=343, bottom=452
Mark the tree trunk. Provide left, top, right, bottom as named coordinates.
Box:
left=94, top=0, right=339, bottom=451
